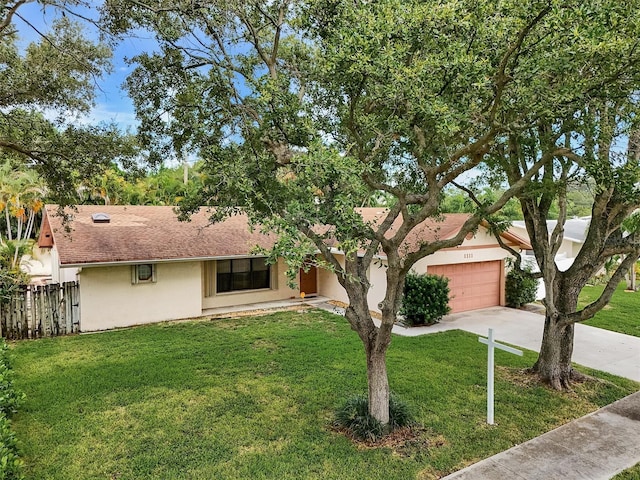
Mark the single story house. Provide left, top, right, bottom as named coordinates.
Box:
left=38, top=205, right=530, bottom=331
left=511, top=218, right=589, bottom=262
left=511, top=218, right=590, bottom=299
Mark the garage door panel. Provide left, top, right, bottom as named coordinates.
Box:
left=428, top=261, right=501, bottom=313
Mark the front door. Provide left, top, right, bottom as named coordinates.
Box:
left=299, top=265, right=317, bottom=296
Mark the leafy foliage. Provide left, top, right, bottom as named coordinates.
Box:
left=76, top=162, right=207, bottom=206
left=441, top=189, right=522, bottom=220
left=102, top=0, right=640, bottom=420
left=0, top=342, right=24, bottom=417
left=505, top=267, right=538, bottom=308
left=334, top=393, right=414, bottom=442
left=400, top=273, right=451, bottom=326
left=0, top=340, right=24, bottom=480
left=1, top=7, right=140, bottom=206
left=0, top=415, right=23, bottom=480
left=0, top=238, right=30, bottom=302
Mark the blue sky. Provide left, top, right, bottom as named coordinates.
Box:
left=14, top=2, right=153, bottom=132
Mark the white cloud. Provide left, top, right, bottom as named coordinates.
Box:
left=82, top=104, right=139, bottom=131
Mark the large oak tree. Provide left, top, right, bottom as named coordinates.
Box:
left=497, top=103, right=640, bottom=389
left=104, top=0, right=640, bottom=425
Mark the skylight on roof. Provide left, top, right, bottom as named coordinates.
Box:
left=91, top=213, right=111, bottom=223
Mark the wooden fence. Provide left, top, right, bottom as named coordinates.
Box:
left=0, top=282, right=80, bottom=340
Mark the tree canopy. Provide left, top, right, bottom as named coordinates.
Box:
left=103, top=0, right=640, bottom=423
left=495, top=99, right=640, bottom=388
left=1, top=1, right=139, bottom=204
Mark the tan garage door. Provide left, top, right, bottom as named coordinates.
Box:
left=428, top=261, right=502, bottom=313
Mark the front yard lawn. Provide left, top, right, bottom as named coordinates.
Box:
left=580, top=282, right=640, bottom=337
left=9, top=309, right=639, bottom=479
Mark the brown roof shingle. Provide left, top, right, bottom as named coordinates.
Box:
left=41, top=205, right=276, bottom=266
left=41, top=205, right=530, bottom=266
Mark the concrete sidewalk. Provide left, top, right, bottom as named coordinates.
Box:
left=441, top=391, right=640, bottom=480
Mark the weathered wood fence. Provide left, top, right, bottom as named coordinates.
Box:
left=0, top=282, right=80, bottom=340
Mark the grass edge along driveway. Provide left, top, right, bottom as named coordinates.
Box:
left=10, top=309, right=639, bottom=479
left=580, top=282, right=640, bottom=337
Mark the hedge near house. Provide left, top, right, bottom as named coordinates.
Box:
left=505, top=268, right=538, bottom=308
left=400, top=273, right=451, bottom=326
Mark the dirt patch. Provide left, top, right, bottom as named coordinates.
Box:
left=331, top=424, right=447, bottom=457
left=206, top=305, right=309, bottom=320
left=327, top=300, right=383, bottom=320
left=496, top=366, right=546, bottom=388
left=497, top=366, right=602, bottom=395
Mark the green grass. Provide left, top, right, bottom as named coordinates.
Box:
left=580, top=282, right=640, bottom=337
left=9, top=309, right=639, bottom=479
left=612, top=463, right=640, bottom=480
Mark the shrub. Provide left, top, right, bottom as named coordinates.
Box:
left=334, top=393, right=414, bottom=442
left=0, top=341, right=24, bottom=480
left=505, top=267, right=537, bottom=307
left=0, top=415, right=23, bottom=480
left=400, top=273, right=450, bottom=326
left=0, top=343, right=23, bottom=417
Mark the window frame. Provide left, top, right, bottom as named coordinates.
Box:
left=132, top=264, right=157, bottom=284
left=215, top=257, right=271, bottom=294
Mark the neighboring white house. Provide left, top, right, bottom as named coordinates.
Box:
left=38, top=205, right=530, bottom=331
left=511, top=217, right=590, bottom=299
left=511, top=218, right=590, bottom=260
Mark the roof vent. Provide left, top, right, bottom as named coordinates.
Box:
left=91, top=213, right=111, bottom=224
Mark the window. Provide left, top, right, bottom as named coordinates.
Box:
left=216, top=258, right=270, bottom=293
left=132, top=264, right=156, bottom=284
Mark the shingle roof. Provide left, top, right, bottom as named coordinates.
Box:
left=41, top=205, right=530, bottom=266
left=357, top=208, right=471, bottom=243
left=41, top=205, right=276, bottom=266
left=357, top=208, right=530, bottom=251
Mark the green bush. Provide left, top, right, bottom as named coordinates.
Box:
left=0, top=341, right=24, bottom=480
left=400, top=273, right=451, bottom=326
left=505, top=267, right=538, bottom=307
left=0, top=344, right=23, bottom=417
left=334, top=393, right=414, bottom=442
left=0, top=415, right=23, bottom=480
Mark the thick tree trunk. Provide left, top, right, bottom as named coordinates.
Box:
left=343, top=282, right=392, bottom=427
left=531, top=315, right=576, bottom=389
left=340, top=254, right=403, bottom=429
left=366, top=348, right=390, bottom=426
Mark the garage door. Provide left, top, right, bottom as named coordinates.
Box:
left=428, top=261, right=502, bottom=313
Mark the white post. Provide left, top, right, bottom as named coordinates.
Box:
left=487, top=328, right=495, bottom=425
left=479, top=328, right=523, bottom=425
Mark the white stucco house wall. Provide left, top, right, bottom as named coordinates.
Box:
left=511, top=218, right=589, bottom=260
left=39, top=205, right=530, bottom=332
left=511, top=218, right=590, bottom=299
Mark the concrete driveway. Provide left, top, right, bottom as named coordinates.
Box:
left=389, top=306, right=640, bottom=480
left=382, top=306, right=640, bottom=382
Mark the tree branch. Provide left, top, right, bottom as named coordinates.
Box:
left=0, top=0, right=27, bottom=35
